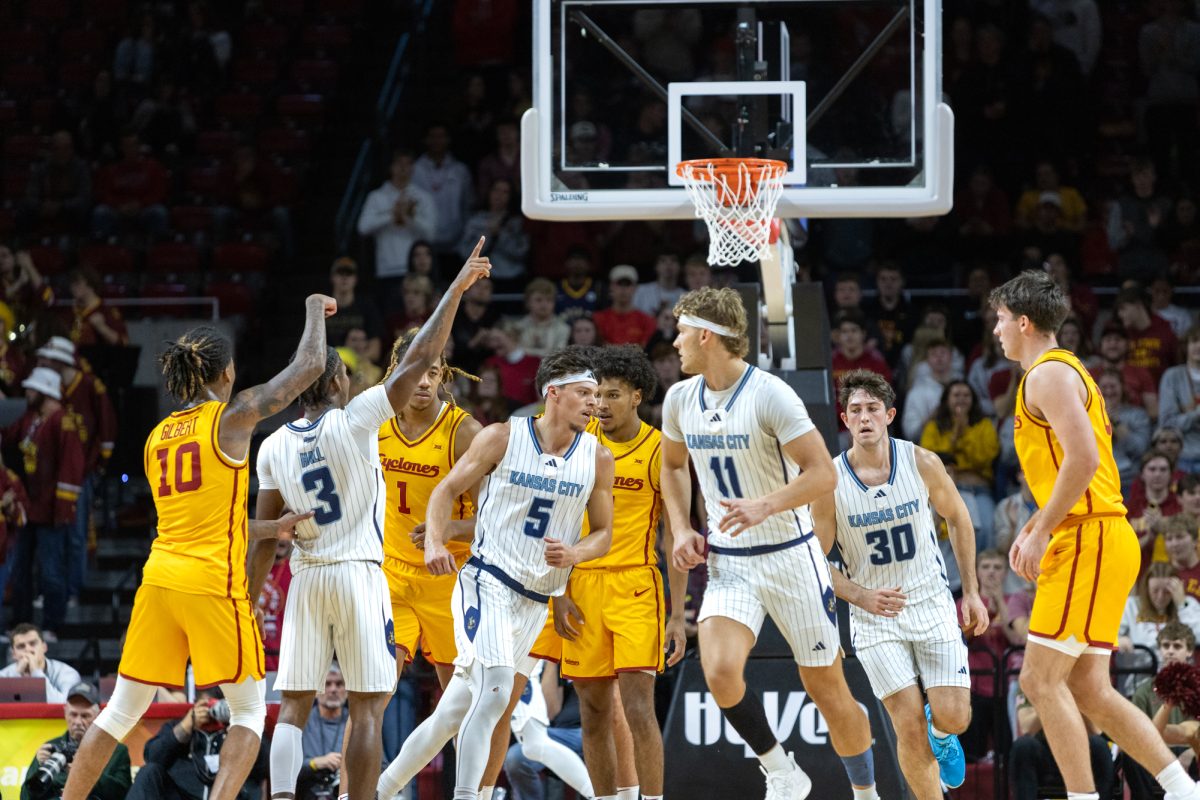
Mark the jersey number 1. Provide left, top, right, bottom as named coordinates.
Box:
left=302, top=466, right=343, bottom=525
left=155, top=442, right=202, bottom=497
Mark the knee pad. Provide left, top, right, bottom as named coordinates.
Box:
left=94, top=677, right=157, bottom=741
left=518, top=720, right=550, bottom=763
left=221, top=676, right=266, bottom=738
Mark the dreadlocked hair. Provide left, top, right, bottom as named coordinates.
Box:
left=159, top=326, right=233, bottom=403
left=295, top=346, right=343, bottom=408
left=382, top=329, right=479, bottom=409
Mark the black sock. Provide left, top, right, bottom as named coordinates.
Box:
left=721, top=691, right=778, bottom=756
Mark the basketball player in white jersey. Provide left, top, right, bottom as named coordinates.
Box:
left=377, top=347, right=615, bottom=800
left=663, top=287, right=878, bottom=800
left=249, top=238, right=492, bottom=800
left=508, top=660, right=596, bottom=799
left=811, top=369, right=989, bottom=800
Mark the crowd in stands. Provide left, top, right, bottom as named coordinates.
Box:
left=3, top=0, right=1200, bottom=796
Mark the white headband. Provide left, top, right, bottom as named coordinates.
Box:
left=542, top=371, right=598, bottom=398
left=678, top=313, right=737, bottom=338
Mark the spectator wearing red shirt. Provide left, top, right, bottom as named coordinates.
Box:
left=257, top=539, right=293, bottom=671
left=1126, top=449, right=1181, bottom=570
left=1090, top=322, right=1158, bottom=420
left=593, top=265, right=655, bottom=347
left=3, top=368, right=85, bottom=636
left=68, top=268, right=129, bottom=347
left=36, top=336, right=118, bottom=603
left=90, top=131, right=169, bottom=239
left=1116, top=286, right=1178, bottom=383
left=483, top=324, right=542, bottom=408
left=1161, top=511, right=1200, bottom=603
left=831, top=311, right=892, bottom=433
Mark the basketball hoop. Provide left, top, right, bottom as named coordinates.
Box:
left=676, top=158, right=787, bottom=267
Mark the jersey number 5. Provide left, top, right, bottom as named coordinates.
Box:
left=865, top=523, right=916, bottom=566
left=155, top=442, right=202, bottom=497
left=524, top=497, right=555, bottom=539
left=301, top=466, right=343, bottom=525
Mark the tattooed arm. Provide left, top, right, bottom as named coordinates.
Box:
left=382, top=237, right=491, bottom=414
left=218, top=294, right=336, bottom=462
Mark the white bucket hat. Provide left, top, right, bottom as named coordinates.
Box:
left=35, top=335, right=76, bottom=367
left=22, top=366, right=62, bottom=400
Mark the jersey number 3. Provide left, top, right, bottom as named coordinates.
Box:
left=865, top=523, right=916, bottom=566
left=302, top=466, right=343, bottom=525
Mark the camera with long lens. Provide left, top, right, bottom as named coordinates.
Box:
left=28, top=739, right=78, bottom=798
left=309, top=770, right=340, bottom=799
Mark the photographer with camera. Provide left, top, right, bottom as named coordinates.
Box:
left=21, top=683, right=130, bottom=800
left=127, top=688, right=270, bottom=800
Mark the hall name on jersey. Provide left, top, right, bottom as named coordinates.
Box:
left=508, top=469, right=586, bottom=497
left=380, top=455, right=439, bottom=477
left=299, top=448, right=326, bottom=468
left=847, top=499, right=922, bottom=528
left=685, top=433, right=752, bottom=450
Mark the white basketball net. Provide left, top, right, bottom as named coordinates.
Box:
left=678, top=159, right=786, bottom=267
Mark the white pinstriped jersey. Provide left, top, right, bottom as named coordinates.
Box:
left=833, top=437, right=957, bottom=647
left=473, top=417, right=598, bottom=596
left=257, top=385, right=395, bottom=572
left=662, top=365, right=816, bottom=550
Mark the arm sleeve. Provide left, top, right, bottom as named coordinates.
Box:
left=356, top=189, right=393, bottom=236
left=757, top=377, right=815, bottom=444
left=94, top=379, right=118, bottom=463
left=54, top=417, right=85, bottom=526
left=256, top=439, right=278, bottom=491
left=661, top=383, right=686, bottom=442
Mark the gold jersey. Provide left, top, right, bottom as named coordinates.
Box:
left=142, top=402, right=251, bottom=598
left=378, top=403, right=475, bottom=567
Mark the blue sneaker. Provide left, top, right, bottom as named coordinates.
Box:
left=926, top=703, right=966, bottom=789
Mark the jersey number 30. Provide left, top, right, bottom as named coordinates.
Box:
left=302, top=466, right=343, bottom=525
left=865, top=523, right=916, bottom=566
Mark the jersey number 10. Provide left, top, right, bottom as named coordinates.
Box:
left=155, top=442, right=202, bottom=497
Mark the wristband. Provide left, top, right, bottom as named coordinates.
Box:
left=310, top=759, right=318, bottom=771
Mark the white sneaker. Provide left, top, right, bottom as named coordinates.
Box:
left=760, top=755, right=813, bottom=800
left=1164, top=782, right=1200, bottom=800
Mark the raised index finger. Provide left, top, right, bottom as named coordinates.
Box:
left=471, top=236, right=486, bottom=258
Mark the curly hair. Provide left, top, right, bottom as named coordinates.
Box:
left=295, top=346, right=344, bottom=408
left=673, top=287, right=749, bottom=358
left=535, top=345, right=597, bottom=396
left=382, top=329, right=478, bottom=407
left=594, top=344, right=657, bottom=399
left=159, top=326, right=233, bottom=403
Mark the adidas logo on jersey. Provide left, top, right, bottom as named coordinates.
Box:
left=874, top=489, right=887, bottom=499
left=958, top=666, right=968, bottom=675
left=811, top=641, right=826, bottom=652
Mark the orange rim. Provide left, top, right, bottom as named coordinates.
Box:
left=676, top=157, right=787, bottom=206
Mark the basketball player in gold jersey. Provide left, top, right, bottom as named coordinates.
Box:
left=554, top=344, right=688, bottom=800
left=64, top=294, right=337, bottom=800
left=379, top=329, right=481, bottom=688
left=992, top=270, right=1200, bottom=800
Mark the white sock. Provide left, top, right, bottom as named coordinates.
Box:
left=479, top=787, right=494, bottom=800
left=759, top=743, right=792, bottom=773
left=377, top=676, right=474, bottom=798
left=930, top=724, right=951, bottom=739
left=852, top=786, right=880, bottom=800
left=1157, top=761, right=1197, bottom=797
left=1066, top=794, right=1099, bottom=800
left=642, top=795, right=663, bottom=800
left=269, top=722, right=303, bottom=797
left=617, top=787, right=639, bottom=800
left=518, top=719, right=595, bottom=797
